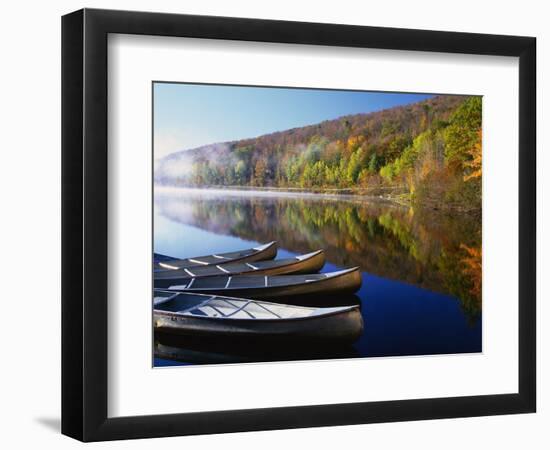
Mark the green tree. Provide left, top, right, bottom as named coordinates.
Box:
left=235, top=160, right=247, bottom=184
left=444, top=97, right=482, bottom=171
left=346, top=148, right=364, bottom=184
left=368, top=153, right=379, bottom=173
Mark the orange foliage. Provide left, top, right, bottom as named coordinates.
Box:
left=464, top=129, right=482, bottom=181
left=347, top=135, right=366, bottom=150
left=460, top=244, right=482, bottom=300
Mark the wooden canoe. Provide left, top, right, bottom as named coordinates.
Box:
left=153, top=241, right=277, bottom=272
left=162, top=267, right=362, bottom=299
left=153, top=291, right=363, bottom=342
left=154, top=250, right=325, bottom=288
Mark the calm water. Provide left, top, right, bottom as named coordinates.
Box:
left=153, top=188, right=482, bottom=366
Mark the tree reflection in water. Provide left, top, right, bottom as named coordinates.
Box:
left=156, top=188, right=482, bottom=323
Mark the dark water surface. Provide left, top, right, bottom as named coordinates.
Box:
left=153, top=188, right=481, bottom=366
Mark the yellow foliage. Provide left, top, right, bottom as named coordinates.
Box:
left=347, top=135, right=365, bottom=150
left=406, top=170, right=416, bottom=194
left=464, top=129, right=482, bottom=181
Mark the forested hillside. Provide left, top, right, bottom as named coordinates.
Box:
left=155, top=95, right=482, bottom=211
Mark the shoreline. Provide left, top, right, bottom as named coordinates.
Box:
left=154, top=184, right=480, bottom=213
left=154, top=184, right=411, bottom=207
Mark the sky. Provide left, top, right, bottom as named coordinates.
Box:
left=153, top=83, right=433, bottom=158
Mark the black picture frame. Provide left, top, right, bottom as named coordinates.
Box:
left=62, top=8, right=536, bottom=442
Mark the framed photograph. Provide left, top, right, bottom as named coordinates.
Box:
left=62, top=8, right=536, bottom=441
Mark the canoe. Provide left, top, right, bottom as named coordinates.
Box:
left=162, top=267, right=362, bottom=299
left=153, top=241, right=277, bottom=271
left=153, top=291, right=363, bottom=342
left=154, top=250, right=326, bottom=288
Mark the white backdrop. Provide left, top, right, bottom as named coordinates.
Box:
left=0, top=0, right=547, bottom=449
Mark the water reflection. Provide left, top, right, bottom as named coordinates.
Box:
left=154, top=332, right=360, bottom=365
left=155, top=188, right=482, bottom=322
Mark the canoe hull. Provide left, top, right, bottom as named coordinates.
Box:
left=154, top=241, right=277, bottom=272
left=154, top=250, right=326, bottom=288
left=166, top=268, right=362, bottom=300
left=154, top=307, right=363, bottom=343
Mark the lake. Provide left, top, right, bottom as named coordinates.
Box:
left=153, top=187, right=482, bottom=366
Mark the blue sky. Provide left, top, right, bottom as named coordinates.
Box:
left=153, top=83, right=433, bottom=158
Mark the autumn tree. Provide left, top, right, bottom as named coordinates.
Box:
left=464, top=130, right=482, bottom=181
left=444, top=96, right=482, bottom=172
left=253, top=158, right=268, bottom=186
left=161, top=94, right=482, bottom=211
